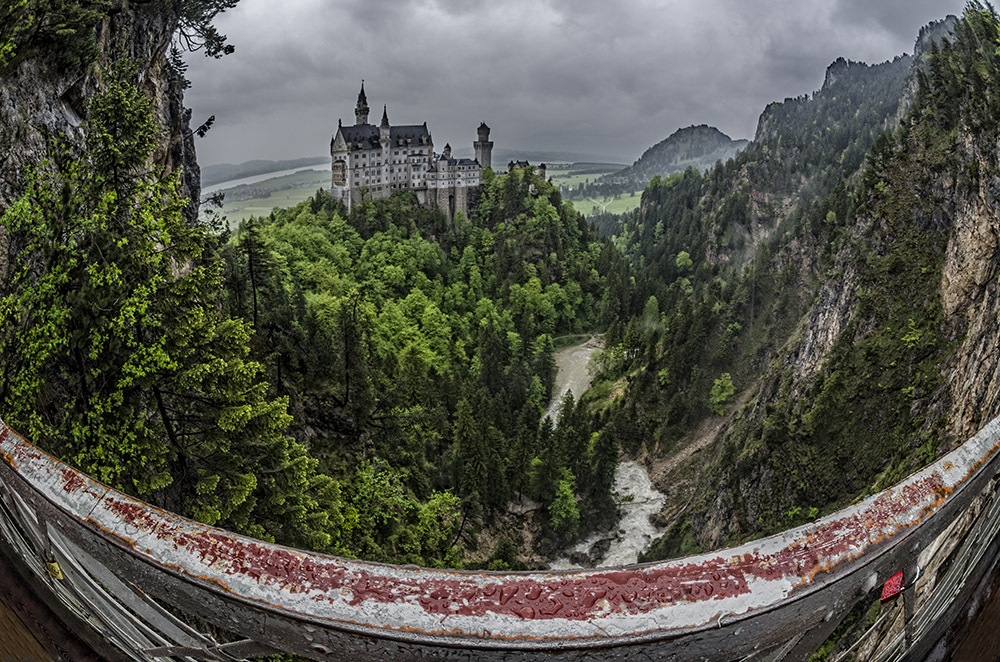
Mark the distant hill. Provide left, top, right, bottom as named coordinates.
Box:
left=202, top=157, right=329, bottom=188
left=602, top=125, right=748, bottom=186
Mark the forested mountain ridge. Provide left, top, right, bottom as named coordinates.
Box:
left=697, top=8, right=1000, bottom=547
left=590, top=38, right=921, bottom=474
left=615, top=49, right=917, bottom=276
left=600, top=125, right=748, bottom=190
left=585, top=10, right=1000, bottom=557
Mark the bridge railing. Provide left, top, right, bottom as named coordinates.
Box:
left=2, top=416, right=1000, bottom=661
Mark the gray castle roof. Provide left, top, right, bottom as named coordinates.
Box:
left=338, top=123, right=431, bottom=150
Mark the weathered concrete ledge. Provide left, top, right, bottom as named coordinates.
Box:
left=1, top=416, right=1000, bottom=660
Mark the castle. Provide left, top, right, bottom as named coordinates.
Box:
left=330, top=83, right=493, bottom=218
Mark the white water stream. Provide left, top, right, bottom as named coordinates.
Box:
left=541, top=335, right=668, bottom=569
left=549, top=460, right=667, bottom=569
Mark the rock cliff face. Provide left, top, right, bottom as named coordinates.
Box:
left=941, top=136, right=1000, bottom=440
left=686, top=17, right=1000, bottom=550
left=0, top=1, right=200, bottom=218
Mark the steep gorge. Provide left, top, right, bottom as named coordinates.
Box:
left=613, top=11, right=1000, bottom=556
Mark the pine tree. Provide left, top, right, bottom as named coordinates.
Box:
left=590, top=421, right=620, bottom=508
left=548, top=468, right=580, bottom=539
left=454, top=393, right=489, bottom=517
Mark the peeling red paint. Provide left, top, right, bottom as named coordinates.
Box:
left=86, top=465, right=947, bottom=622
left=105, top=495, right=163, bottom=534
left=0, top=427, right=45, bottom=471
left=0, top=418, right=996, bottom=639
left=61, top=468, right=86, bottom=494
left=320, top=475, right=945, bottom=621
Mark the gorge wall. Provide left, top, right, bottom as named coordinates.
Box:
left=0, top=0, right=200, bottom=220
left=693, top=16, right=1000, bottom=549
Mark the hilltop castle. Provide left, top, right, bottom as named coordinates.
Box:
left=330, top=83, right=493, bottom=218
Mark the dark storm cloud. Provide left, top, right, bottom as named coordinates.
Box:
left=184, top=0, right=967, bottom=166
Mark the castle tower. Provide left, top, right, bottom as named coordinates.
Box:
left=380, top=105, right=390, bottom=148
left=355, top=82, right=369, bottom=125
left=474, top=122, right=493, bottom=170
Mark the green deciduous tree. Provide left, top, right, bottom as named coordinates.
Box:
left=548, top=468, right=580, bottom=539
left=0, top=60, right=338, bottom=552
left=709, top=372, right=735, bottom=415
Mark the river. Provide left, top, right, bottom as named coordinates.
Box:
left=542, top=336, right=669, bottom=569
left=543, top=335, right=602, bottom=423
left=549, top=461, right=667, bottom=569
left=201, top=164, right=329, bottom=196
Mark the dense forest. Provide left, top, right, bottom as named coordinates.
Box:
left=4, top=0, right=1000, bottom=580
left=0, top=16, right=633, bottom=564
left=216, top=167, right=632, bottom=564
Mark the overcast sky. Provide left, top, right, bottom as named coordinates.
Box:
left=184, top=0, right=967, bottom=167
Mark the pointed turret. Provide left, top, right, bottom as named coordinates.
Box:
left=380, top=105, right=391, bottom=148
left=355, top=81, right=369, bottom=125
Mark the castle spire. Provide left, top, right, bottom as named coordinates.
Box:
left=355, top=81, right=369, bottom=125
left=379, top=105, right=391, bottom=148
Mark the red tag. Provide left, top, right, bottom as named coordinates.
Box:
left=880, top=570, right=904, bottom=602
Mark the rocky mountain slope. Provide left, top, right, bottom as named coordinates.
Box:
left=584, top=14, right=1000, bottom=556
left=702, top=11, right=1000, bottom=548
left=0, top=1, right=201, bottom=220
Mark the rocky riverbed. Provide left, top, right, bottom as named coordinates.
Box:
left=549, top=460, right=667, bottom=569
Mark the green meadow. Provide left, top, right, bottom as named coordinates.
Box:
left=210, top=169, right=330, bottom=225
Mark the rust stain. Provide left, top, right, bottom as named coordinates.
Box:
left=88, top=472, right=950, bottom=623
left=2, top=419, right=998, bottom=632
left=60, top=469, right=85, bottom=494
